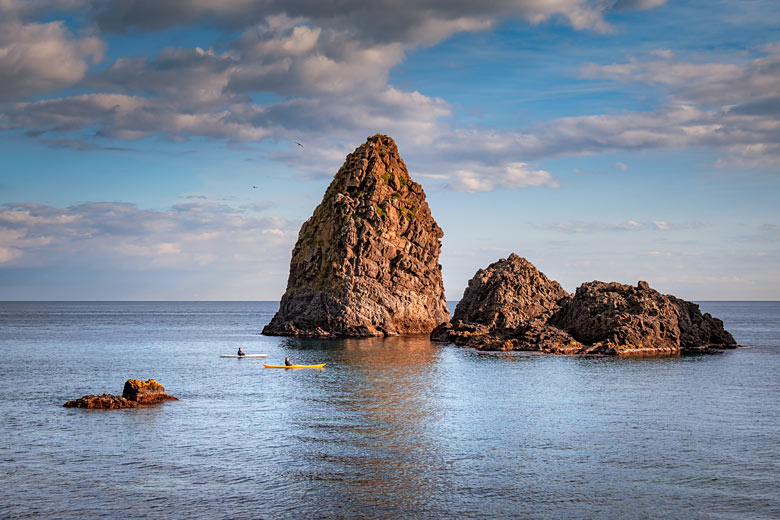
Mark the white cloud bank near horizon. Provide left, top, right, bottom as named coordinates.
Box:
left=0, top=201, right=299, bottom=299
left=0, top=199, right=777, bottom=300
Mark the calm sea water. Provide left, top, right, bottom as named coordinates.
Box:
left=1, top=301, right=778, bottom=519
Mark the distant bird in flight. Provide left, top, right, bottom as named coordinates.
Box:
left=295, top=141, right=304, bottom=148
left=252, top=185, right=259, bottom=189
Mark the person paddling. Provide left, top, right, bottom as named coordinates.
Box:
left=284, top=357, right=292, bottom=366
left=237, top=347, right=246, bottom=357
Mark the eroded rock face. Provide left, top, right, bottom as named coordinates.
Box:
left=432, top=255, right=737, bottom=356
left=549, top=280, right=736, bottom=354
left=263, top=134, right=449, bottom=337
left=122, top=378, right=173, bottom=404
left=450, top=253, right=567, bottom=331
left=64, top=379, right=178, bottom=409
left=431, top=254, right=570, bottom=347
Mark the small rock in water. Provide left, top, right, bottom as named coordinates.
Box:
left=122, top=378, right=172, bottom=404
left=63, top=393, right=135, bottom=409
left=64, top=379, right=178, bottom=409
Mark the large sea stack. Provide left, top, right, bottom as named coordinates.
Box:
left=432, top=254, right=737, bottom=355
left=263, top=134, right=449, bottom=337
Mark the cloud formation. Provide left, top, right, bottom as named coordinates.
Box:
left=0, top=201, right=298, bottom=271
left=0, top=14, right=104, bottom=102
left=581, top=46, right=780, bottom=107
left=4, top=0, right=777, bottom=196
left=450, top=163, right=559, bottom=192
left=86, top=0, right=648, bottom=38
left=538, top=219, right=704, bottom=234
left=580, top=46, right=780, bottom=167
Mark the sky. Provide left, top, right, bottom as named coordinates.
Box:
left=1, top=0, right=779, bottom=301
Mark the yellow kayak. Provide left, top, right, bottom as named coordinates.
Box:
left=264, top=363, right=326, bottom=369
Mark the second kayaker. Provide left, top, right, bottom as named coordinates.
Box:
left=237, top=347, right=246, bottom=357
left=284, top=357, right=292, bottom=366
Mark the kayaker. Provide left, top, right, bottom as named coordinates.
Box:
left=284, top=357, right=292, bottom=366
left=237, top=347, right=246, bottom=357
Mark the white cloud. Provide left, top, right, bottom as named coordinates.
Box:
left=0, top=18, right=104, bottom=102
left=2, top=2, right=775, bottom=196
left=612, top=0, right=668, bottom=10
left=447, top=162, right=559, bottom=192
left=539, top=219, right=704, bottom=234
left=652, top=220, right=669, bottom=230
left=577, top=46, right=780, bottom=167
left=8, top=93, right=271, bottom=141
left=0, top=246, right=23, bottom=263
left=228, top=21, right=407, bottom=97
left=649, top=49, right=674, bottom=59
left=0, top=201, right=298, bottom=270
left=582, top=45, right=780, bottom=107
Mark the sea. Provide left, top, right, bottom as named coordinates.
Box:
left=1, top=301, right=778, bottom=519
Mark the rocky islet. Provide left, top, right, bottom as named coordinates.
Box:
left=433, top=254, right=737, bottom=355
left=64, top=379, right=178, bottom=409
left=265, top=134, right=736, bottom=355
left=263, top=134, right=449, bottom=337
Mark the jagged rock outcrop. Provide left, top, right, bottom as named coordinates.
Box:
left=431, top=254, right=571, bottom=348
left=549, top=280, right=736, bottom=355
left=447, top=254, right=568, bottom=330
left=64, top=379, right=178, bottom=409
left=122, top=378, right=175, bottom=404
left=432, top=255, right=737, bottom=356
left=263, top=134, right=449, bottom=337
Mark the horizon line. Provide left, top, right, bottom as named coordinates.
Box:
left=2, top=300, right=778, bottom=303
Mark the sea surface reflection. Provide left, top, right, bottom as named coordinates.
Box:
left=1, top=301, right=779, bottom=519
left=279, top=336, right=449, bottom=518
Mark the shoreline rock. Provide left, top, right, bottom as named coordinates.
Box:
left=263, top=134, right=449, bottom=338
left=432, top=255, right=737, bottom=356
left=64, top=379, right=178, bottom=409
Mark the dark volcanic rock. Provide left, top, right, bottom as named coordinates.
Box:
left=549, top=280, right=737, bottom=354
left=432, top=256, right=737, bottom=356
left=263, top=134, right=449, bottom=337
left=449, top=253, right=567, bottom=330
left=64, top=379, right=178, bottom=409
left=669, top=295, right=737, bottom=350
left=432, top=254, right=569, bottom=348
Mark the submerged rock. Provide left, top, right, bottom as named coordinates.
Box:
left=432, top=255, right=737, bottom=356
left=263, top=134, right=449, bottom=337
left=64, top=379, right=178, bottom=409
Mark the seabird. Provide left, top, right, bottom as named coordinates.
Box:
left=295, top=141, right=304, bottom=148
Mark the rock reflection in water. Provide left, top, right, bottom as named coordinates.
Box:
left=279, top=335, right=450, bottom=517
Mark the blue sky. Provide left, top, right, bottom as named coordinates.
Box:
left=1, top=0, right=778, bottom=300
